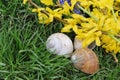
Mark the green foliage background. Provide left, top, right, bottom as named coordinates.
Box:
left=0, top=0, right=120, bottom=80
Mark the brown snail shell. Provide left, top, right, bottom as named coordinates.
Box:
left=71, top=48, right=99, bottom=74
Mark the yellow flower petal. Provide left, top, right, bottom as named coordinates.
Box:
left=46, top=7, right=62, bottom=19
left=61, top=25, right=72, bottom=32
left=40, top=0, right=54, bottom=5
left=72, top=14, right=89, bottom=22
left=23, top=0, right=28, bottom=4
left=82, top=37, right=95, bottom=47
left=38, top=13, right=53, bottom=24
left=93, top=0, right=114, bottom=9
left=73, top=25, right=78, bottom=34
left=116, top=0, right=120, bottom=2
left=95, top=37, right=100, bottom=46
left=70, top=0, right=77, bottom=10
left=59, top=1, right=71, bottom=15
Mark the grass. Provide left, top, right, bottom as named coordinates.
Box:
left=0, top=0, right=120, bottom=80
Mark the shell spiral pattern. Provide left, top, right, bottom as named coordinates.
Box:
left=46, top=33, right=73, bottom=57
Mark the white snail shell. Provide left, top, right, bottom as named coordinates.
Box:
left=46, top=33, right=73, bottom=57
left=74, top=38, right=96, bottom=50
left=71, top=48, right=99, bottom=74
left=74, top=38, right=83, bottom=49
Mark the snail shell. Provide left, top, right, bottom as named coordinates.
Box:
left=74, top=38, right=83, bottom=49
left=46, top=33, right=73, bottom=57
left=74, top=38, right=96, bottom=49
left=71, top=48, right=99, bottom=74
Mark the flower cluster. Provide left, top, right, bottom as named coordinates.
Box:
left=23, top=0, right=120, bottom=62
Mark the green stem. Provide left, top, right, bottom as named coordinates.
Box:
left=108, top=32, right=120, bottom=43
left=111, top=8, right=118, bottom=22
left=111, top=53, right=118, bottom=62
left=77, top=4, right=99, bottom=22
left=28, top=0, right=39, bottom=8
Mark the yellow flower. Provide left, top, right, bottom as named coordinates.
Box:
left=71, top=14, right=89, bottom=22
left=32, top=8, right=44, bottom=12
left=70, top=0, right=78, bottom=10
left=38, top=12, right=53, bottom=24
left=40, top=0, right=54, bottom=5
left=46, top=7, right=62, bottom=19
left=23, top=0, right=28, bottom=4
left=61, top=19, right=78, bottom=33
left=80, top=0, right=93, bottom=9
left=59, top=1, right=71, bottom=15
left=103, top=18, right=120, bottom=35
left=81, top=36, right=95, bottom=48
left=32, top=8, right=53, bottom=24
left=75, top=14, right=104, bottom=47
left=101, top=35, right=119, bottom=62
left=116, top=0, right=120, bottom=2
left=93, top=0, right=114, bottom=9
left=92, top=8, right=108, bottom=19
left=76, top=28, right=101, bottom=47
